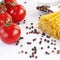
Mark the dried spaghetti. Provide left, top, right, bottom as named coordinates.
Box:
left=38, top=11, right=60, bottom=39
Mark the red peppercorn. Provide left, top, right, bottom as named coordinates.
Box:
left=26, top=26, right=28, bottom=29
left=32, top=53, right=34, bottom=57
left=51, top=50, right=54, bottom=53
left=26, top=32, right=28, bottom=34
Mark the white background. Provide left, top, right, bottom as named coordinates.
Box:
left=0, top=0, right=60, bottom=60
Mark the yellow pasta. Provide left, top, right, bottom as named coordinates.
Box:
left=38, top=11, right=60, bottom=39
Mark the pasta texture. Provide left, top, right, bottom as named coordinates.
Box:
left=38, top=11, right=60, bottom=39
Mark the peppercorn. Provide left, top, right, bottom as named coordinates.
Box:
left=40, top=38, right=42, bottom=40
left=54, top=47, right=56, bottom=50
left=24, top=1, right=26, bottom=4
left=45, top=51, right=50, bottom=55
left=57, top=50, right=60, bottom=54
left=16, top=41, right=19, bottom=45
left=51, top=50, right=54, bottom=53
left=39, top=41, right=42, bottom=44
left=47, top=46, right=50, bottom=48
left=17, top=22, right=20, bottom=25
left=33, top=38, right=36, bottom=41
left=44, top=39, right=47, bottom=42
left=29, top=27, right=31, bottom=29
left=29, top=56, right=32, bottom=58
left=31, top=23, right=33, bottom=25
left=35, top=56, right=38, bottom=59
left=54, top=43, right=56, bottom=46
left=26, top=26, right=28, bottom=29
left=21, top=50, right=24, bottom=53
left=32, top=48, right=34, bottom=51
left=20, top=45, right=23, bottom=47
left=27, top=42, right=31, bottom=45
left=25, top=51, right=28, bottom=54
left=54, top=40, right=56, bottom=42
left=51, top=42, right=53, bottom=45
left=23, top=20, right=26, bottom=24
left=46, top=35, right=50, bottom=38
left=42, top=32, right=45, bottom=36
left=32, top=53, right=34, bottom=57
left=47, top=40, right=50, bottom=43
left=31, top=26, right=34, bottom=29
left=41, top=47, right=43, bottom=50
left=20, top=37, right=24, bottom=40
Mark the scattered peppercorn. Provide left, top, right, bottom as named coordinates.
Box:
left=36, top=5, right=53, bottom=13
left=41, top=47, right=43, bottom=50
left=42, top=32, right=45, bottom=36
left=46, top=35, right=50, bottom=38
left=31, top=23, right=33, bottom=25
left=54, top=43, right=56, bottom=46
left=39, top=41, right=42, bottom=44
left=31, top=26, right=34, bottom=29
left=34, top=46, right=37, bottom=54
left=23, top=20, right=26, bottom=24
left=34, top=29, right=37, bottom=33
left=34, top=51, right=36, bottom=54
left=16, top=41, right=19, bottom=45
left=36, top=32, right=40, bottom=34
left=44, top=39, right=47, bottom=42
left=30, top=30, right=33, bottom=33
left=35, top=56, right=38, bottom=59
left=27, top=42, right=31, bottom=45
left=29, top=56, right=32, bottom=58
left=51, top=42, right=53, bottom=45
left=57, top=50, right=60, bottom=54
left=47, top=46, right=50, bottom=49
left=16, top=4, right=60, bottom=58
left=40, top=38, right=42, bottom=40
left=20, top=45, right=23, bottom=47
left=33, top=38, right=36, bottom=41
left=54, top=40, right=56, bottom=42
left=54, top=47, right=56, bottom=50
left=24, top=1, right=26, bottom=4
left=45, top=51, right=50, bottom=55
left=20, top=37, right=24, bottom=40
left=17, top=22, right=20, bottom=25
left=51, top=50, right=54, bottom=53
left=25, top=51, right=28, bottom=54
left=21, top=50, right=24, bottom=53
left=32, top=48, right=35, bottom=51
left=32, top=53, right=34, bottom=57
left=47, top=40, right=50, bottom=43
left=26, top=26, right=28, bottom=29
left=26, top=32, right=28, bottom=34
left=29, top=27, right=31, bottom=29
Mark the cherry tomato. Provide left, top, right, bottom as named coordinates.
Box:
left=0, top=23, right=21, bottom=44
left=8, top=4, right=26, bottom=23
left=0, top=12, right=12, bottom=28
left=4, top=0, right=17, bottom=9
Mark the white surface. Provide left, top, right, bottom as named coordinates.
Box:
left=0, top=0, right=60, bottom=60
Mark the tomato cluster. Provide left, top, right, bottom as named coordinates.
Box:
left=0, top=0, right=26, bottom=44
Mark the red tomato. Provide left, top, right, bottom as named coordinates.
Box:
left=4, top=0, right=17, bottom=9
left=0, top=23, right=21, bottom=44
left=8, top=4, right=26, bottom=23
left=0, top=12, right=12, bottom=28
